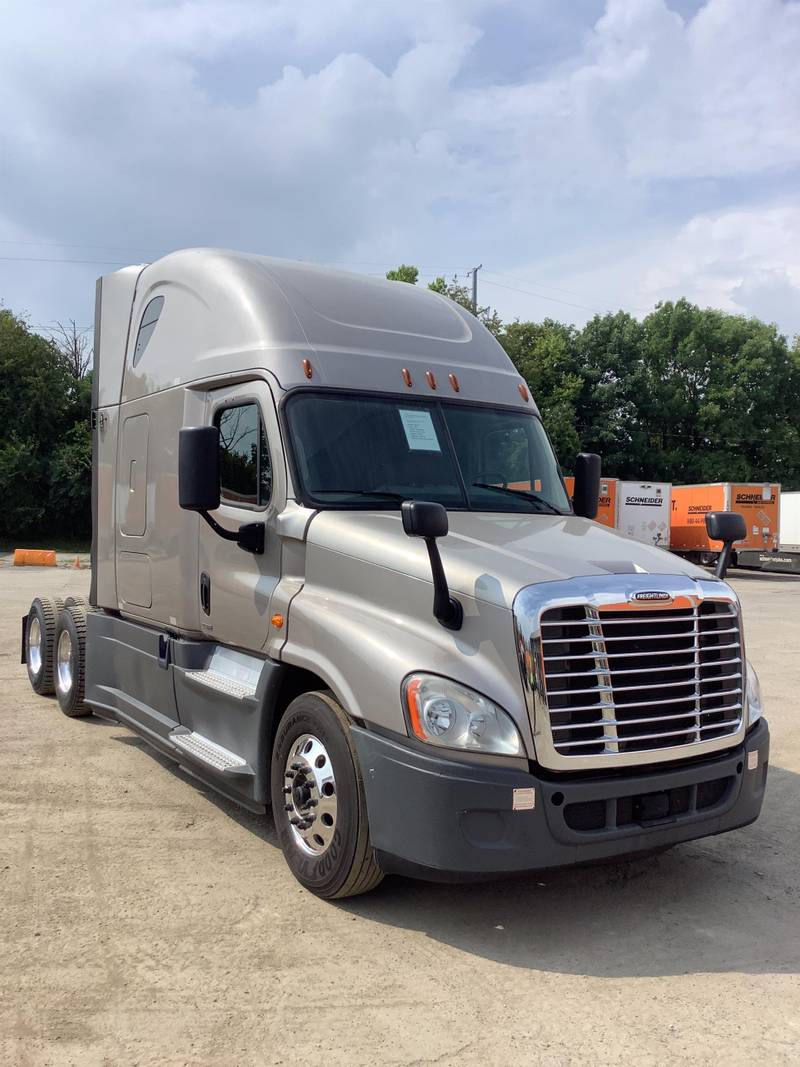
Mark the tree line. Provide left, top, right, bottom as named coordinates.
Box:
left=2, top=273, right=799, bottom=542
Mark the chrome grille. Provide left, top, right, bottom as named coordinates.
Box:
left=540, top=601, right=743, bottom=756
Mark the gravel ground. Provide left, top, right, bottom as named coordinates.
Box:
left=1, top=565, right=798, bottom=1066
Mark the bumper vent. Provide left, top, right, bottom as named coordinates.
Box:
left=540, top=601, right=743, bottom=757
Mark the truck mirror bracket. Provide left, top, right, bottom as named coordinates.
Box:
left=400, top=500, right=463, bottom=631
left=200, top=511, right=265, bottom=555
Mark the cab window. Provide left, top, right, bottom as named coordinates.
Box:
left=215, top=403, right=272, bottom=508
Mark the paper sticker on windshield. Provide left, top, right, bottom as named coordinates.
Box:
left=399, top=409, right=441, bottom=451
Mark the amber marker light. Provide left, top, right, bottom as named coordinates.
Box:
left=518, top=382, right=529, bottom=402
left=426, top=370, right=437, bottom=389
left=448, top=373, right=460, bottom=392
left=302, top=358, right=313, bottom=379
left=402, top=367, right=413, bottom=387
left=404, top=676, right=426, bottom=740
left=271, top=613, right=285, bottom=629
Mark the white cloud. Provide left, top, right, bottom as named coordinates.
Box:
left=0, top=0, right=798, bottom=338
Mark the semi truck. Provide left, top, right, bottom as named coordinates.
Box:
left=617, top=481, right=672, bottom=547
left=22, top=250, right=769, bottom=899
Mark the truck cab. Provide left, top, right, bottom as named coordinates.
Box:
left=23, top=249, right=769, bottom=898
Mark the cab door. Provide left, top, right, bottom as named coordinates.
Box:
left=197, top=380, right=283, bottom=652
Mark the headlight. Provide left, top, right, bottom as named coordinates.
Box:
left=403, top=674, right=524, bottom=757
left=746, top=660, right=763, bottom=727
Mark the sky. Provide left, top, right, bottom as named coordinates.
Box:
left=1, top=0, right=799, bottom=344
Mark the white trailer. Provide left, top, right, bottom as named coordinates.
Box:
left=617, top=481, right=673, bottom=547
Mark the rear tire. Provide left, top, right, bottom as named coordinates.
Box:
left=64, top=595, right=90, bottom=612
left=54, top=605, right=91, bottom=718
left=25, top=596, right=64, bottom=695
left=271, top=691, right=384, bottom=899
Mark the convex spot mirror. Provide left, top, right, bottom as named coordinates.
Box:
left=572, top=452, right=601, bottom=519
left=179, top=426, right=220, bottom=512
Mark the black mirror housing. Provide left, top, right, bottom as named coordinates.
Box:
left=179, top=427, right=220, bottom=512
left=401, top=500, right=449, bottom=540
left=706, top=511, right=746, bottom=580
left=705, top=511, right=746, bottom=545
left=572, top=453, right=601, bottom=519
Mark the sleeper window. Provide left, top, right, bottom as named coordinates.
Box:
left=215, top=403, right=272, bottom=508
left=132, top=296, right=164, bottom=366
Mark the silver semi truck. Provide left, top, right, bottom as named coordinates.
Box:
left=22, top=249, right=769, bottom=898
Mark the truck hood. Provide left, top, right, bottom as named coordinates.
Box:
left=306, top=510, right=707, bottom=610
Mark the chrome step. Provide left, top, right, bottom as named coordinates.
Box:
left=184, top=668, right=257, bottom=700
left=169, top=728, right=249, bottom=773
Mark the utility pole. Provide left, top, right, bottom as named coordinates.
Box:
left=469, top=264, right=482, bottom=314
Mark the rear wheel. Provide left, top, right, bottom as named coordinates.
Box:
left=271, top=691, right=383, bottom=899
left=26, top=596, right=64, bottom=695
left=64, top=595, right=90, bottom=612
left=54, top=605, right=91, bottom=718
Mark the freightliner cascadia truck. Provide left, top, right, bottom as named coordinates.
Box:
left=22, top=250, right=769, bottom=898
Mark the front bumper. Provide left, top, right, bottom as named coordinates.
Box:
left=352, top=719, right=769, bottom=882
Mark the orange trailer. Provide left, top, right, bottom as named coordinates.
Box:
left=670, top=482, right=780, bottom=559
left=564, top=476, right=618, bottom=529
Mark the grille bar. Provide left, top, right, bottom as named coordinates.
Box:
left=540, top=600, right=744, bottom=757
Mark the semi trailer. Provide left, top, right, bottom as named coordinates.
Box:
left=670, top=482, right=780, bottom=566
left=22, top=249, right=769, bottom=898
left=738, top=490, right=800, bottom=574
left=563, top=475, right=617, bottom=529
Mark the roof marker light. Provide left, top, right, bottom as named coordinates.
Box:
left=302, top=358, right=313, bottom=379
left=448, top=373, right=460, bottom=393
left=402, top=367, right=413, bottom=387
left=518, top=382, right=529, bottom=402
left=426, top=371, right=437, bottom=390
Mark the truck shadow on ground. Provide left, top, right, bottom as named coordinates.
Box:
left=113, top=731, right=798, bottom=979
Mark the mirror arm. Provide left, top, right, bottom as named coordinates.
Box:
left=424, top=537, right=463, bottom=631
left=199, top=511, right=265, bottom=555
left=715, top=540, right=734, bottom=580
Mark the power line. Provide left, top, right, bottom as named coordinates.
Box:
left=483, top=269, right=653, bottom=314
left=480, top=277, right=603, bottom=315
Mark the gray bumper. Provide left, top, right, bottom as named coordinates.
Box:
left=352, top=719, right=770, bottom=882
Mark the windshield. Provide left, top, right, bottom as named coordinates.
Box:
left=285, top=392, right=571, bottom=514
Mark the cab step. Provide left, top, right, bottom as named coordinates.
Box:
left=169, top=727, right=252, bottom=776
left=183, top=667, right=257, bottom=700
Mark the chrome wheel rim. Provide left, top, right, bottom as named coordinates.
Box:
left=283, top=734, right=338, bottom=855
left=28, top=617, right=43, bottom=675
left=56, top=629, right=73, bottom=697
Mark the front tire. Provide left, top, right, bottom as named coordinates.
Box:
left=271, top=691, right=383, bottom=899
left=26, top=596, right=64, bottom=695
left=54, top=605, right=91, bottom=718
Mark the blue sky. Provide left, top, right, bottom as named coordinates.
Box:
left=1, top=0, right=799, bottom=343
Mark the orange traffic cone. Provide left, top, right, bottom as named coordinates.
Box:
left=74, top=556, right=82, bottom=569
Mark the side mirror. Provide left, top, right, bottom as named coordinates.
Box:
left=178, top=426, right=264, bottom=555
left=572, top=453, right=601, bottom=519
left=401, top=499, right=449, bottom=540
left=706, top=511, right=746, bottom=579
left=401, top=501, right=462, bottom=631
left=179, top=427, right=220, bottom=511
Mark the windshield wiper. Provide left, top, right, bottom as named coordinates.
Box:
left=472, top=482, right=563, bottom=515
left=312, top=488, right=408, bottom=503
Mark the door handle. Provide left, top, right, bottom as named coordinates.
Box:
left=200, top=572, right=211, bottom=616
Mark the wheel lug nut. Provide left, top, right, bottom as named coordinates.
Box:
left=290, top=817, right=300, bottom=826
left=284, top=805, right=293, bottom=812
left=283, top=787, right=291, bottom=794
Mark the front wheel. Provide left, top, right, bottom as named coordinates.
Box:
left=271, top=692, right=384, bottom=899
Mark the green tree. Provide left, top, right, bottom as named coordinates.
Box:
left=500, top=319, right=583, bottom=465
left=385, top=264, right=419, bottom=284
left=0, top=308, right=92, bottom=541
